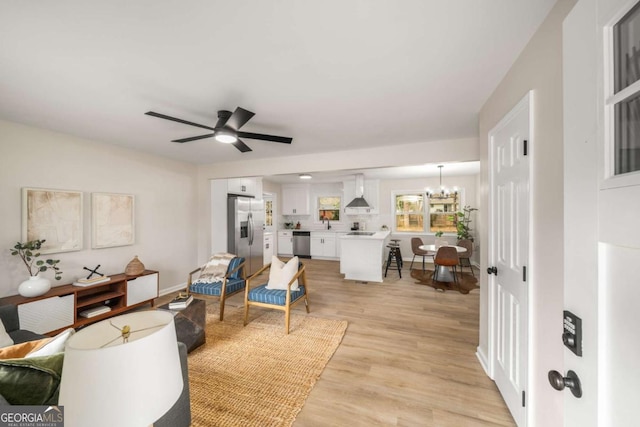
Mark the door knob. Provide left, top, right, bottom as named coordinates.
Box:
left=548, top=370, right=582, bottom=398
left=487, top=266, right=498, bottom=275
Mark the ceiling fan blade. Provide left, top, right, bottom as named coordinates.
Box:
left=232, top=139, right=253, bottom=153
left=145, top=111, right=216, bottom=131
left=172, top=133, right=216, bottom=143
left=215, top=110, right=232, bottom=128
left=225, top=107, right=255, bottom=131
left=237, top=131, right=292, bottom=144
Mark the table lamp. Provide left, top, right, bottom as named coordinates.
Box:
left=59, top=310, right=183, bottom=427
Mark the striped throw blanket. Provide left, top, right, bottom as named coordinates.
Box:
left=195, top=252, right=236, bottom=283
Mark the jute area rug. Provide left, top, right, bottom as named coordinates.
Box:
left=410, top=268, right=479, bottom=294
left=188, top=304, right=348, bottom=427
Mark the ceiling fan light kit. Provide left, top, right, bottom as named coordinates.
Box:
left=145, top=107, right=292, bottom=153
left=214, top=131, right=237, bottom=144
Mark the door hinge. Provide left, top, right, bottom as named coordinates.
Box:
left=522, top=390, right=526, bottom=407
left=523, top=139, right=528, bottom=156
left=523, top=266, right=527, bottom=282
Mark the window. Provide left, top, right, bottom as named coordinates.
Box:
left=395, top=193, right=424, bottom=232
left=317, top=196, right=341, bottom=221
left=609, top=2, right=640, bottom=175
left=393, top=191, right=460, bottom=233
left=428, top=193, right=459, bottom=233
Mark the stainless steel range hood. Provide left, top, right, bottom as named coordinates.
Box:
left=345, top=174, right=370, bottom=208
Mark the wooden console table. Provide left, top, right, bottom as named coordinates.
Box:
left=0, top=270, right=159, bottom=335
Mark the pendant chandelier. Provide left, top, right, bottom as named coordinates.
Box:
left=426, top=165, right=458, bottom=198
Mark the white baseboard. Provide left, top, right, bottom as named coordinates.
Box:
left=159, top=282, right=187, bottom=297
left=476, top=346, right=491, bottom=377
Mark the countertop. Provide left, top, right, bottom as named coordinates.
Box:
left=339, top=230, right=390, bottom=240
left=278, top=229, right=385, bottom=234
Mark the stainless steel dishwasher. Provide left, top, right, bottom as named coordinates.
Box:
left=292, top=231, right=311, bottom=258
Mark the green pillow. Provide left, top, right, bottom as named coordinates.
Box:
left=0, top=352, right=64, bottom=405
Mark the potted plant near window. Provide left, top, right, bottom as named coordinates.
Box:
left=434, top=231, right=448, bottom=248
left=10, top=239, right=63, bottom=297
left=456, top=205, right=478, bottom=241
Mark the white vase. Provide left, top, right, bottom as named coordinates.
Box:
left=18, top=276, right=51, bottom=297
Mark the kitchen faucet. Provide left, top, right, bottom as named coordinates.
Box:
left=322, top=216, right=331, bottom=230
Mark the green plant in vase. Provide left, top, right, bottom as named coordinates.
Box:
left=11, top=239, right=63, bottom=297
left=11, top=240, right=63, bottom=279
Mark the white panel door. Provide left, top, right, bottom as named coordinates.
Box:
left=563, top=1, right=640, bottom=425
left=489, top=93, right=530, bottom=426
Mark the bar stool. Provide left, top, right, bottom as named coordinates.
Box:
left=390, top=239, right=403, bottom=268
left=384, top=242, right=402, bottom=278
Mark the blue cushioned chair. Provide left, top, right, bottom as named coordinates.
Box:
left=243, top=262, right=310, bottom=334
left=187, top=256, right=246, bottom=321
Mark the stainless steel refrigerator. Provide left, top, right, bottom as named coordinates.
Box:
left=227, top=195, right=264, bottom=276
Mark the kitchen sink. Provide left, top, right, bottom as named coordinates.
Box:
left=347, top=231, right=376, bottom=236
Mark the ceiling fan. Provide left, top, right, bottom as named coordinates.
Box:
left=145, top=107, right=293, bottom=153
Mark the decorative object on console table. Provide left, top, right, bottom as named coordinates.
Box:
left=10, top=239, right=63, bottom=297
left=79, top=305, right=112, bottom=318
left=125, top=255, right=145, bottom=276
left=74, top=264, right=110, bottom=286
left=73, top=276, right=111, bottom=287
left=59, top=310, right=183, bottom=427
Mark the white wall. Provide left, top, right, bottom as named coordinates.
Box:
left=0, top=119, right=198, bottom=296
left=477, top=0, right=577, bottom=425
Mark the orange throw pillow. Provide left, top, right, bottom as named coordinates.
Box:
left=0, top=339, right=51, bottom=359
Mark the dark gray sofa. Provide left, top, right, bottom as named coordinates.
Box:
left=0, top=304, right=47, bottom=343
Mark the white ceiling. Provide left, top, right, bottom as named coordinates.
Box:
left=265, top=161, right=480, bottom=184
left=0, top=1, right=556, bottom=166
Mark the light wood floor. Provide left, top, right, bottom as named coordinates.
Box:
left=160, top=259, right=515, bottom=427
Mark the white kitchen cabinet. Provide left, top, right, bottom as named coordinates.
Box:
left=310, top=232, right=336, bottom=258
left=335, top=232, right=349, bottom=257
left=277, top=231, right=293, bottom=256
left=228, top=177, right=262, bottom=197
left=264, top=233, right=274, bottom=264
left=282, top=184, right=309, bottom=215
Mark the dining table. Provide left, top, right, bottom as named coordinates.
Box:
left=419, top=244, right=468, bottom=282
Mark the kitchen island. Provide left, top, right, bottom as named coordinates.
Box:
left=339, top=230, right=391, bottom=282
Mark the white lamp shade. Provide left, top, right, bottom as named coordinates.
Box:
left=59, top=310, right=183, bottom=427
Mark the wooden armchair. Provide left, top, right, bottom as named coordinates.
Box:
left=187, top=256, right=246, bottom=321
left=243, top=261, right=310, bottom=334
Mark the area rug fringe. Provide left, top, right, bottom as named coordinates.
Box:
left=188, top=304, right=348, bottom=427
